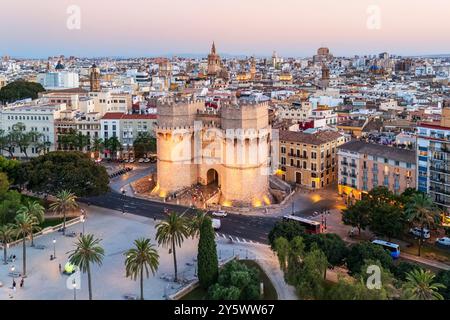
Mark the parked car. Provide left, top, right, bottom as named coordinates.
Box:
left=138, top=158, right=144, bottom=163
left=436, top=237, right=450, bottom=247
left=409, top=227, right=431, bottom=239
left=124, top=159, right=129, bottom=163
left=129, top=158, right=135, bottom=163
left=144, top=158, right=150, bottom=163
left=212, top=218, right=221, bottom=230
left=211, top=210, right=228, bottom=218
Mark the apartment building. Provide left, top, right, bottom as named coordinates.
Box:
left=278, top=130, right=345, bottom=189
left=337, top=140, right=416, bottom=201
left=416, top=103, right=450, bottom=212
left=100, top=112, right=157, bottom=157
left=0, top=101, right=65, bottom=157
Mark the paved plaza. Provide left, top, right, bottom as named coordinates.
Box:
left=0, top=204, right=294, bottom=300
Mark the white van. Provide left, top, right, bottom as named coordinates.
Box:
left=212, top=218, right=221, bottom=230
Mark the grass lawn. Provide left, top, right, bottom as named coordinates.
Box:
left=401, top=241, right=450, bottom=263
left=181, top=259, right=278, bottom=300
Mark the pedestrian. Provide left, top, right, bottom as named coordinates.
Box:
left=12, top=280, right=16, bottom=291
left=50, top=254, right=53, bottom=261
left=59, top=263, right=62, bottom=273
left=20, top=278, right=24, bottom=288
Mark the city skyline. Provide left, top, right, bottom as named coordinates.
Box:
left=2, top=0, right=450, bottom=58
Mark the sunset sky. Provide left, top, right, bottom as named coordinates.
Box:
left=1, top=0, right=449, bottom=58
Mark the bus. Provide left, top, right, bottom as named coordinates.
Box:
left=371, top=240, right=401, bottom=259
left=282, top=215, right=322, bottom=234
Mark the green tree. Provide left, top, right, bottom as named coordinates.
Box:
left=49, top=190, right=78, bottom=236
left=68, top=234, right=105, bottom=300
left=197, top=216, right=219, bottom=289
left=393, top=261, right=424, bottom=281
left=91, top=138, right=104, bottom=158
left=208, top=260, right=260, bottom=300
left=105, top=137, right=122, bottom=160
left=155, top=211, right=190, bottom=282
left=346, top=242, right=393, bottom=275
left=296, top=244, right=328, bottom=299
left=0, top=190, right=22, bottom=225
left=188, top=210, right=207, bottom=239
left=369, top=202, right=406, bottom=241
left=0, top=156, right=20, bottom=184
left=0, top=80, right=45, bottom=104
left=286, top=236, right=305, bottom=285
left=17, top=201, right=45, bottom=246
left=0, top=171, right=9, bottom=195
left=0, top=224, right=15, bottom=264
left=342, top=200, right=371, bottom=235
left=405, top=193, right=441, bottom=256
left=268, top=220, right=305, bottom=249
left=124, top=238, right=159, bottom=300
left=402, top=269, right=446, bottom=300
left=435, top=270, right=450, bottom=300
left=304, top=233, right=348, bottom=268
left=133, top=132, right=156, bottom=158
left=15, top=212, right=41, bottom=276
left=26, top=151, right=109, bottom=197
left=274, top=237, right=289, bottom=274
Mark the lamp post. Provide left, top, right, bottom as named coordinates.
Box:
left=53, top=239, right=56, bottom=259
left=73, top=279, right=77, bottom=300
left=11, top=265, right=15, bottom=286
left=80, top=215, right=86, bottom=235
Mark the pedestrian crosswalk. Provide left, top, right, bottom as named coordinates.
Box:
left=215, top=232, right=258, bottom=245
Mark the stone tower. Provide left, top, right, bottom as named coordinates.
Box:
left=89, top=64, right=101, bottom=92
left=154, top=97, right=271, bottom=207
left=207, top=42, right=222, bottom=77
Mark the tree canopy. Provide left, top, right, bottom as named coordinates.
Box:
left=25, top=151, right=109, bottom=197
left=0, top=80, right=45, bottom=104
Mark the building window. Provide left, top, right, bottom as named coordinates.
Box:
left=281, top=146, right=286, bottom=154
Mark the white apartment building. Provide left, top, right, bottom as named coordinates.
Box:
left=275, top=101, right=312, bottom=121
left=0, top=102, right=65, bottom=157
left=88, top=91, right=131, bottom=116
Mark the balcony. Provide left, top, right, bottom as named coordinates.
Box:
left=349, top=173, right=357, bottom=178
left=430, top=186, right=450, bottom=196
left=288, top=153, right=308, bottom=159
left=341, top=161, right=349, bottom=166
left=349, top=162, right=357, bottom=168
left=430, top=166, right=450, bottom=175
left=341, top=171, right=348, bottom=176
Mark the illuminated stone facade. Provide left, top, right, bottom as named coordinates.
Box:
left=154, top=98, right=271, bottom=207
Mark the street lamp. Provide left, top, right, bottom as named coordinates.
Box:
left=11, top=265, right=15, bottom=286
left=80, top=215, right=86, bottom=235
left=53, top=239, right=56, bottom=259
left=72, top=279, right=77, bottom=300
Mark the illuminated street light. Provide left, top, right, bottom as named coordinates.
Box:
left=53, top=239, right=56, bottom=259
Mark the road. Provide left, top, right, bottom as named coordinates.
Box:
left=81, top=191, right=278, bottom=244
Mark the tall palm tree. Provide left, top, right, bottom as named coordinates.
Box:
left=68, top=234, right=104, bottom=300
left=49, top=190, right=78, bottom=235
left=124, top=238, right=159, bottom=300
left=188, top=210, right=207, bottom=239
left=155, top=211, right=190, bottom=282
left=0, top=224, right=15, bottom=264
left=402, top=269, right=446, bottom=300
left=15, top=212, right=41, bottom=277
left=405, top=193, right=441, bottom=256
left=17, top=201, right=45, bottom=247
left=105, top=137, right=121, bottom=160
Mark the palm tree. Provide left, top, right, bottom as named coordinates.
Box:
left=155, top=211, right=190, bottom=282
left=124, top=238, right=159, bottom=300
left=105, top=137, right=122, bottom=160
left=188, top=210, right=207, bottom=239
left=49, top=190, right=78, bottom=235
left=402, top=269, right=446, bottom=300
left=405, top=193, right=441, bottom=256
left=0, top=224, right=15, bottom=264
left=68, top=234, right=104, bottom=300
left=15, top=212, right=41, bottom=277
left=17, top=201, right=45, bottom=247
left=91, top=138, right=104, bottom=159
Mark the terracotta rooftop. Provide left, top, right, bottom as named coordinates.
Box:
left=279, top=130, right=343, bottom=145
